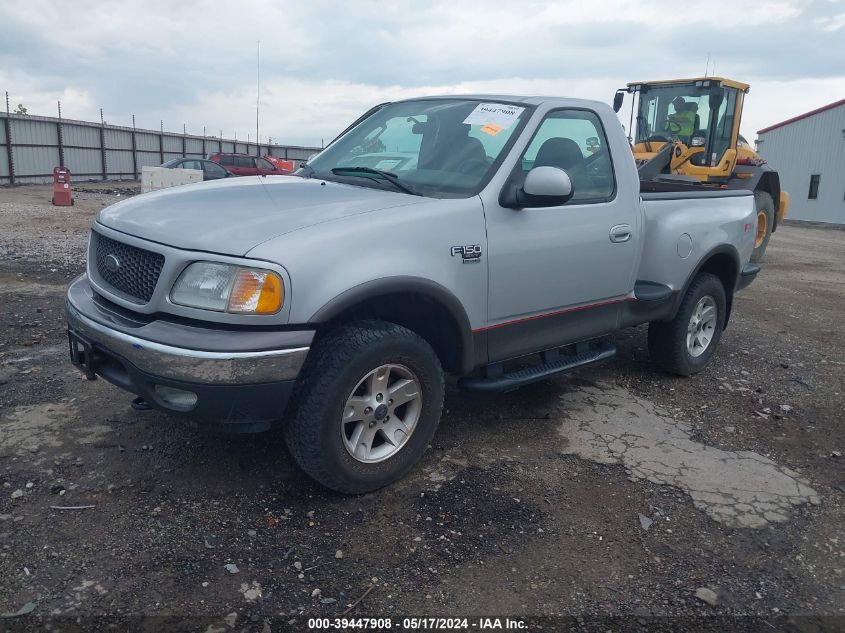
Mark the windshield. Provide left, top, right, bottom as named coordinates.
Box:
left=635, top=83, right=735, bottom=147
left=304, top=99, right=533, bottom=198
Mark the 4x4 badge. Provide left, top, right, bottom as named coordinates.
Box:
left=451, top=245, right=482, bottom=264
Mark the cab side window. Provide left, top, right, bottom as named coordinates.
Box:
left=712, top=89, right=738, bottom=163
left=521, top=110, right=615, bottom=203
left=255, top=158, right=274, bottom=170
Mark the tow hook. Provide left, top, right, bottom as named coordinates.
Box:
left=131, top=396, right=152, bottom=411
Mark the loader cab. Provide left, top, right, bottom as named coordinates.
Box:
left=626, top=77, right=748, bottom=180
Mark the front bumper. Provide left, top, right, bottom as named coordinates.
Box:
left=66, top=275, right=312, bottom=429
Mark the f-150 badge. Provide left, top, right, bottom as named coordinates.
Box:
left=451, top=245, right=482, bottom=263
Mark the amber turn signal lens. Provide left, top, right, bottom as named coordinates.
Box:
left=227, top=269, right=283, bottom=314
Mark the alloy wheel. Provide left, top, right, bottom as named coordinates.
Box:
left=687, top=295, right=718, bottom=358
left=340, top=364, right=422, bottom=463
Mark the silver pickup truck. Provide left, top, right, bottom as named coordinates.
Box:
left=66, top=95, right=760, bottom=492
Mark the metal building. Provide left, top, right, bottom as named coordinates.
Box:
left=755, top=99, right=845, bottom=225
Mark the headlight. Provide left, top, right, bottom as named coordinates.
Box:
left=170, top=262, right=283, bottom=314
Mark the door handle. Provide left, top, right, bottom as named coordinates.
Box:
left=609, top=224, right=632, bottom=243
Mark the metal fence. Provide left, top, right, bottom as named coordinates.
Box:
left=0, top=111, right=321, bottom=185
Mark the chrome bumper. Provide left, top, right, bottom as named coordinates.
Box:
left=66, top=277, right=310, bottom=386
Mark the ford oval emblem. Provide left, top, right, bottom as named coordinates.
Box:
left=104, top=254, right=121, bottom=273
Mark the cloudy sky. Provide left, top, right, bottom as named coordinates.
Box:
left=1, top=0, right=843, bottom=148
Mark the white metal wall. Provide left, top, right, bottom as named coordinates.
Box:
left=0, top=112, right=321, bottom=185
left=756, top=103, right=845, bottom=225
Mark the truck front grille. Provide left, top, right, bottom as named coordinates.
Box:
left=93, top=231, right=165, bottom=303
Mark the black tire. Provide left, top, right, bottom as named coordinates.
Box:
left=751, top=191, right=774, bottom=263
left=284, top=320, right=444, bottom=494
left=648, top=273, right=726, bottom=376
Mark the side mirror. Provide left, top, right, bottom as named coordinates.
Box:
left=613, top=90, right=625, bottom=113
left=500, top=166, right=574, bottom=209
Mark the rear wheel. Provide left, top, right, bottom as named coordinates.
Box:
left=284, top=320, right=444, bottom=494
left=648, top=272, right=726, bottom=376
left=751, top=191, right=775, bottom=263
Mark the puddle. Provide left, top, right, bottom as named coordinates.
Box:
left=0, top=273, right=66, bottom=296
left=558, top=382, right=820, bottom=528
left=0, top=403, right=109, bottom=455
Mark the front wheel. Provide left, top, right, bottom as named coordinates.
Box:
left=284, top=320, right=444, bottom=494
left=648, top=273, right=726, bottom=376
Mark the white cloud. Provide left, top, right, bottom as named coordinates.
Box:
left=815, top=11, right=845, bottom=29
left=1, top=0, right=842, bottom=146
left=0, top=69, right=95, bottom=120
left=741, top=77, right=845, bottom=134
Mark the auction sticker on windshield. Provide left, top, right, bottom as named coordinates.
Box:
left=463, top=103, right=525, bottom=131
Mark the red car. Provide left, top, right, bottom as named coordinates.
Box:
left=209, top=153, right=292, bottom=176
left=263, top=155, right=297, bottom=172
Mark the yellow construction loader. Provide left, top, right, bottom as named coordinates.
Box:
left=613, top=77, right=789, bottom=261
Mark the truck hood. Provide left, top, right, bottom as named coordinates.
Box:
left=96, top=176, right=422, bottom=256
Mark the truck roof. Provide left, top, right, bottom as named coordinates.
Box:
left=396, top=94, right=612, bottom=109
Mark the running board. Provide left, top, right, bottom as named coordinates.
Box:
left=459, top=340, right=616, bottom=393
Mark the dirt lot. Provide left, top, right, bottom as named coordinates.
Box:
left=1, top=184, right=843, bottom=631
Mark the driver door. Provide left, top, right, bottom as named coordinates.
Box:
left=483, top=108, right=639, bottom=362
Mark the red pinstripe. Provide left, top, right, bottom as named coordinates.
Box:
left=473, top=296, right=635, bottom=334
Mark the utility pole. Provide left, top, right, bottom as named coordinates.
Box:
left=4, top=92, right=13, bottom=184
left=131, top=114, right=138, bottom=179
left=99, top=108, right=107, bottom=180
left=256, top=39, right=261, bottom=156
left=57, top=100, right=65, bottom=167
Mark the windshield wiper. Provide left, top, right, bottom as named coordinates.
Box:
left=330, top=166, right=421, bottom=196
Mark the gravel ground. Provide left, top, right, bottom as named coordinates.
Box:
left=0, top=182, right=138, bottom=274
left=0, top=183, right=843, bottom=632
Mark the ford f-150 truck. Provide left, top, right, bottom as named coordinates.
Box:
left=66, top=95, right=760, bottom=493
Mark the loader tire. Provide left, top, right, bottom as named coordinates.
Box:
left=751, top=191, right=774, bottom=263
